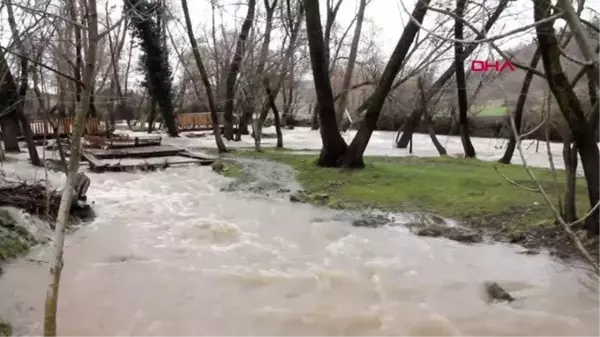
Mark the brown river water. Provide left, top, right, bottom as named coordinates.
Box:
left=0, top=128, right=598, bottom=336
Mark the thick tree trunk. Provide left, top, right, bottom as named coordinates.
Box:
left=0, top=117, right=20, bottom=152
left=340, top=0, right=431, bottom=167
left=563, top=141, right=578, bottom=223
left=147, top=98, right=156, bottom=133
left=534, top=0, right=599, bottom=235
left=499, top=48, right=542, bottom=164
left=223, top=0, right=256, bottom=140
left=5, top=0, right=41, bottom=165
left=397, top=0, right=509, bottom=148
left=181, top=0, right=227, bottom=152
left=304, top=0, right=347, bottom=166
left=454, top=0, right=476, bottom=158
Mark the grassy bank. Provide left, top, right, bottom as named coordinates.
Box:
left=232, top=150, right=593, bottom=253
left=0, top=210, right=34, bottom=263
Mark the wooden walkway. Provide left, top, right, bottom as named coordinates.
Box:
left=81, top=145, right=217, bottom=172
left=85, top=134, right=162, bottom=149
left=84, top=145, right=183, bottom=159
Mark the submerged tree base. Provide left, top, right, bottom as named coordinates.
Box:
left=235, top=150, right=598, bottom=261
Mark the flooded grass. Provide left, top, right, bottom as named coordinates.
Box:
left=0, top=319, right=11, bottom=337
left=235, top=150, right=592, bottom=255
left=218, top=160, right=245, bottom=178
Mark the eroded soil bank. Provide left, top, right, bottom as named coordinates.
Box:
left=215, top=152, right=599, bottom=262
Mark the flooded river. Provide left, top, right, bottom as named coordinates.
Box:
left=0, top=128, right=597, bottom=335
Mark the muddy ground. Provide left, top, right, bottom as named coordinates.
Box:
left=217, top=156, right=599, bottom=263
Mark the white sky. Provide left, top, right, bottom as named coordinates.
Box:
left=0, top=0, right=599, bottom=93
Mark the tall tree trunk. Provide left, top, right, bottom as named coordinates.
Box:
left=534, top=0, right=599, bottom=235
left=499, top=48, right=542, bottom=163
left=339, top=0, right=431, bottom=167
left=454, top=0, right=476, bottom=158
left=125, top=0, right=179, bottom=137
left=250, top=0, right=277, bottom=149
left=5, top=0, right=42, bottom=166
left=257, top=0, right=304, bottom=142
left=147, top=98, right=156, bottom=133
left=223, top=0, right=257, bottom=140
left=563, top=141, right=578, bottom=223
left=417, top=76, right=447, bottom=155
left=181, top=0, right=227, bottom=152
left=43, top=0, right=99, bottom=333
left=304, top=0, right=347, bottom=166
left=69, top=0, right=83, bottom=111
left=264, top=80, right=283, bottom=148
left=397, top=0, right=509, bottom=148
left=335, top=0, right=366, bottom=129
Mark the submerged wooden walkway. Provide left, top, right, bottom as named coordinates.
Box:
left=81, top=144, right=217, bottom=173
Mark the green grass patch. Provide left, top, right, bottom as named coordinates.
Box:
left=238, top=151, right=589, bottom=232
left=0, top=319, right=11, bottom=337
left=474, top=105, right=508, bottom=117
left=215, top=160, right=245, bottom=178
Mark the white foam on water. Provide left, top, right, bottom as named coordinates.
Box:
left=0, top=133, right=596, bottom=335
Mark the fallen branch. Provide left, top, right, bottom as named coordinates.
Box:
left=506, top=114, right=599, bottom=274
left=0, top=174, right=94, bottom=226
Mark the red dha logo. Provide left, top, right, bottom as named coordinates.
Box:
left=471, top=60, right=515, bottom=72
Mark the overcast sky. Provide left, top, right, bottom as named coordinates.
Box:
left=0, top=0, right=599, bottom=93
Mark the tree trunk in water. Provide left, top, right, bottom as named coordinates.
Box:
left=43, top=0, right=99, bottom=333
left=223, top=0, right=256, bottom=140
left=0, top=139, right=5, bottom=161
left=499, top=48, right=542, bottom=164
left=454, top=0, right=476, bottom=158
left=247, top=0, right=277, bottom=148
left=0, top=118, right=20, bottom=152
left=397, top=0, right=509, bottom=148
left=340, top=0, right=431, bottom=167
left=181, top=0, right=227, bottom=152
left=427, top=123, right=447, bottom=155
left=4, top=1, right=41, bottom=166
left=147, top=98, right=156, bottom=133
left=264, top=80, right=283, bottom=148
left=311, top=105, right=319, bottom=130
left=304, top=0, right=347, bottom=166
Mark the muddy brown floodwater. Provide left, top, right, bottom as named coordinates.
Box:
left=0, top=161, right=598, bottom=336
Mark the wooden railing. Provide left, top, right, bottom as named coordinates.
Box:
left=177, top=112, right=214, bottom=130
left=29, top=117, right=102, bottom=136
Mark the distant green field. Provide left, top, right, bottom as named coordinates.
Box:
left=473, top=105, right=508, bottom=117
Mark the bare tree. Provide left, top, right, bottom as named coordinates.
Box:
left=181, top=0, right=227, bottom=152
left=453, top=0, right=476, bottom=158
left=223, top=0, right=257, bottom=140
left=334, top=0, right=367, bottom=128
left=43, top=0, right=124, bottom=333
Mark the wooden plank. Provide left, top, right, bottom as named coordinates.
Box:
left=83, top=145, right=184, bottom=159
left=81, top=152, right=107, bottom=172
left=82, top=157, right=210, bottom=173
left=178, top=151, right=217, bottom=161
